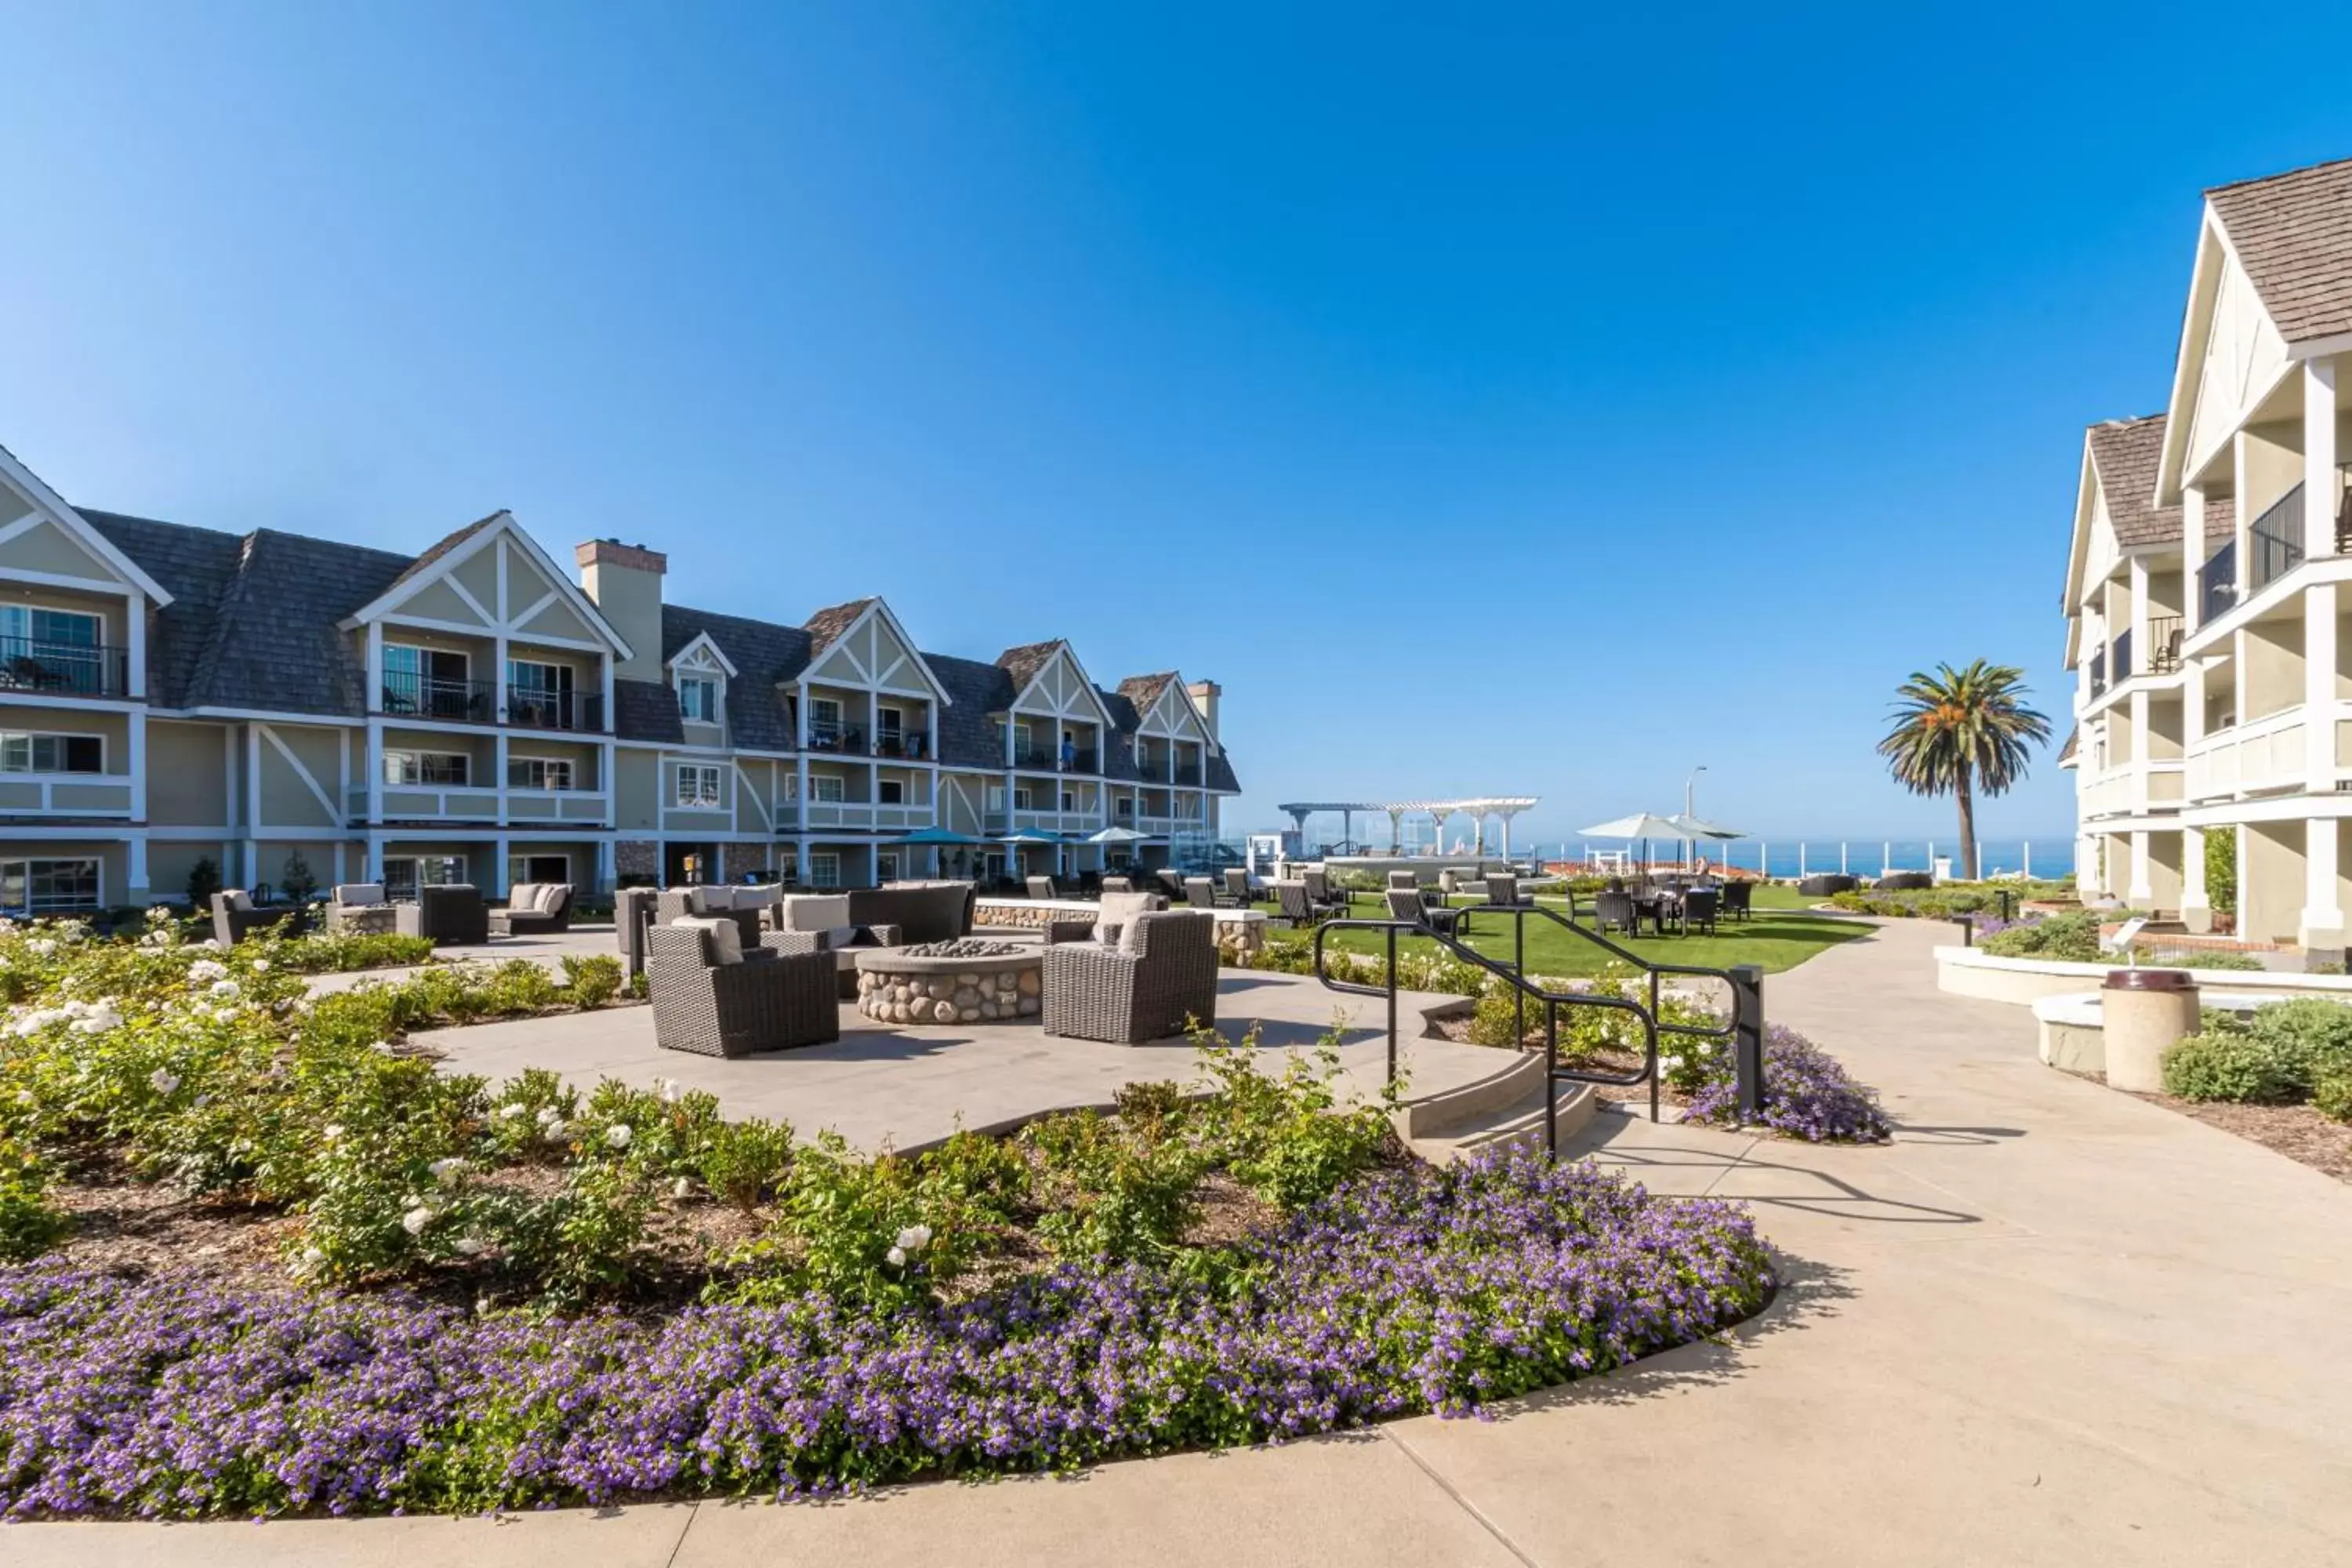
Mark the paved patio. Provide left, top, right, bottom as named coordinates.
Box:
left=24, top=917, right=2352, bottom=1565
left=414, top=961, right=1482, bottom=1152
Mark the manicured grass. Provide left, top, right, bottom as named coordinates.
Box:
left=1255, top=884, right=1865, bottom=981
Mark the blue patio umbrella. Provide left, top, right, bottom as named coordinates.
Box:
left=891, top=826, right=983, bottom=845
left=997, top=828, right=1065, bottom=844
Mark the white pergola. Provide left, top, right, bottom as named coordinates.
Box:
left=1277, top=797, right=1541, bottom=856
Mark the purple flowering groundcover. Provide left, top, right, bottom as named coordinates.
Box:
left=0, top=1145, right=1770, bottom=1520
left=1681, top=1025, right=1893, bottom=1144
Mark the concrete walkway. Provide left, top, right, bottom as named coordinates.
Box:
left=21, top=919, right=2352, bottom=1565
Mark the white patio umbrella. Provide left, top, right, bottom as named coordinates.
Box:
left=1576, top=812, right=1689, bottom=873
left=1668, top=814, right=1745, bottom=877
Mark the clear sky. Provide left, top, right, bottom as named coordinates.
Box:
left=9, top=2, right=2352, bottom=846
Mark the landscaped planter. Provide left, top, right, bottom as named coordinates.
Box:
left=1936, top=944, right=2352, bottom=1006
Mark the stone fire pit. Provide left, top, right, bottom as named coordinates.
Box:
left=854, top=939, right=1043, bottom=1025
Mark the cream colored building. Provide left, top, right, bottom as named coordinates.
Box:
left=2066, top=157, right=2352, bottom=952
left=0, top=443, right=1237, bottom=914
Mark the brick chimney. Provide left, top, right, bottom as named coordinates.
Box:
left=1186, top=679, right=1221, bottom=741
left=575, top=539, right=666, bottom=682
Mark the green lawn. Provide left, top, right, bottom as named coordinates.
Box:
left=1252, top=884, right=1866, bottom=982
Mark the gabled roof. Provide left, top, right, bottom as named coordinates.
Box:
left=996, top=639, right=1063, bottom=694
left=343, top=510, right=637, bottom=660
left=373, top=512, right=503, bottom=601
left=2059, top=726, right=2078, bottom=766
left=804, top=597, right=876, bottom=655
left=0, top=441, right=177, bottom=604
left=660, top=604, right=812, bottom=752
left=927, top=653, right=1017, bottom=768
left=1116, top=672, right=1176, bottom=711
left=2086, top=416, right=2181, bottom=548
left=2207, top=157, right=2352, bottom=347
left=666, top=629, right=739, bottom=679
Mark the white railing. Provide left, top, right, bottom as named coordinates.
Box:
left=802, top=801, right=935, bottom=830
left=1007, top=808, right=1102, bottom=834
left=2186, top=705, right=2308, bottom=800
left=350, top=784, right=610, bottom=823
left=2080, top=771, right=2133, bottom=819
left=1135, top=811, right=1206, bottom=834
left=0, top=772, right=136, bottom=815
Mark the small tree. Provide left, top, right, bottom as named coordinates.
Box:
left=186, top=856, right=223, bottom=910
left=281, top=849, right=318, bottom=905
left=1876, top=661, right=2051, bottom=880
left=2206, top=826, right=2238, bottom=916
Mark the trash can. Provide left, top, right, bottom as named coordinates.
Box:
left=2101, top=968, right=2200, bottom=1094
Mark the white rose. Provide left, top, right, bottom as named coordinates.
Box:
left=604, top=1123, right=633, bottom=1150
left=543, top=1121, right=570, bottom=1143
left=401, top=1206, right=433, bottom=1236
left=27, top=939, right=56, bottom=957
left=658, top=1078, right=681, bottom=1104
left=428, top=1157, right=466, bottom=1185
left=672, top=1176, right=692, bottom=1199
left=535, top=1105, right=560, bottom=1125
left=895, top=1225, right=932, bottom=1254
left=188, top=959, right=227, bottom=982
left=499, top=1103, right=527, bottom=1119
left=149, top=1069, right=180, bottom=1095
left=886, top=1246, right=908, bottom=1268
left=452, top=1236, right=486, bottom=1257
left=322, top=1123, right=344, bottom=1141
left=250, top=958, right=271, bottom=974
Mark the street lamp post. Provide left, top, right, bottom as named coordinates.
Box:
left=1686, top=765, right=1707, bottom=873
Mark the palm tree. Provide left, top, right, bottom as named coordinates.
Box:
left=1878, top=661, right=2050, bottom=880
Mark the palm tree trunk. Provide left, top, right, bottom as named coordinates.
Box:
left=1955, top=769, right=1978, bottom=880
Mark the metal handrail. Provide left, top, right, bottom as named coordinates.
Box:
left=2249, top=483, right=2307, bottom=593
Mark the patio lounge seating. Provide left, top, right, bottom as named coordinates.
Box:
left=1050, top=889, right=1163, bottom=946
left=211, top=890, right=299, bottom=946
left=1797, top=874, right=1858, bottom=897
left=396, top=884, right=489, bottom=946
left=658, top=887, right=760, bottom=949
left=1224, top=868, right=1253, bottom=906
left=492, top=882, right=574, bottom=937
left=647, top=920, right=837, bottom=1058
left=616, top=887, right=660, bottom=977
left=1026, top=875, right=1060, bottom=901
left=1385, top=870, right=1418, bottom=891
left=851, top=882, right=975, bottom=944
left=1042, top=909, right=1218, bottom=1045
left=1155, top=867, right=1189, bottom=901
left=1721, top=881, right=1754, bottom=921
left=1386, top=887, right=1458, bottom=937
left=1681, top=887, right=1721, bottom=935
left=1101, top=875, right=1134, bottom=895
left=775, top=892, right=906, bottom=998
left=1272, top=880, right=1326, bottom=927
left=1875, top=872, right=1933, bottom=892
left=325, top=882, right=394, bottom=934
left=1483, top=872, right=1534, bottom=909
left=1181, top=876, right=1221, bottom=911
left=1301, top=869, right=1348, bottom=917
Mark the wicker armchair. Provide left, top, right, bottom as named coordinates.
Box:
left=1048, top=890, right=1163, bottom=946
left=774, top=892, right=905, bottom=998
left=646, top=923, right=837, bottom=1058
left=657, top=887, right=760, bottom=949
left=1222, top=868, right=1253, bottom=906
left=325, top=883, right=394, bottom=935
left=211, top=891, right=298, bottom=946
left=1483, top=873, right=1533, bottom=909
left=1042, top=909, right=1219, bottom=1044
left=1721, top=880, right=1753, bottom=922
left=1181, top=876, right=1221, bottom=911
left=1273, top=881, right=1327, bottom=927
left=1592, top=890, right=1640, bottom=936
left=1101, top=875, right=1134, bottom=895
left=1301, top=869, right=1348, bottom=916
left=395, top=884, right=488, bottom=946
left=491, top=883, right=574, bottom=937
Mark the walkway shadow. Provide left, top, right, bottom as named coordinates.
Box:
left=1889, top=1123, right=2027, bottom=1146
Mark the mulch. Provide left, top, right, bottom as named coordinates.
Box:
left=2122, top=1091, right=2352, bottom=1184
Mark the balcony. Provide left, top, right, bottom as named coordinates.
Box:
left=2089, top=650, right=2106, bottom=699
left=0, top=637, right=131, bottom=699
left=380, top=673, right=495, bottom=723
left=2111, top=628, right=2132, bottom=683
left=870, top=731, right=931, bottom=760
left=2186, top=705, right=2308, bottom=800
left=507, top=688, right=603, bottom=732
left=2249, top=485, right=2307, bottom=594
left=2145, top=614, right=2183, bottom=674
left=807, top=723, right=867, bottom=756
left=2198, top=539, right=2237, bottom=624
left=800, top=800, right=934, bottom=831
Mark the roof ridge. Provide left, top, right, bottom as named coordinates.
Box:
left=2205, top=154, right=2352, bottom=198
left=185, top=531, right=263, bottom=709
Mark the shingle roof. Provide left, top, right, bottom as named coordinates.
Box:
left=2087, top=416, right=2181, bottom=547
left=372, top=513, right=504, bottom=601
left=2059, top=726, right=2078, bottom=764
left=660, top=604, right=811, bottom=751
left=1116, top=672, right=1176, bottom=712
left=803, top=598, right=874, bottom=655
left=2207, top=158, right=2352, bottom=346
left=996, top=639, right=1064, bottom=696
left=612, top=678, right=684, bottom=744
left=925, top=653, right=1015, bottom=768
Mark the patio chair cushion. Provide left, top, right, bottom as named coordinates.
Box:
left=1095, top=891, right=1159, bottom=945
left=672, top=914, right=743, bottom=966
left=336, top=883, right=387, bottom=908
left=223, top=889, right=252, bottom=911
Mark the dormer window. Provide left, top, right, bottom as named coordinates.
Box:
left=679, top=675, right=720, bottom=723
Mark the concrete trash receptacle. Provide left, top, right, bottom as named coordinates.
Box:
left=2102, top=967, right=2200, bottom=1094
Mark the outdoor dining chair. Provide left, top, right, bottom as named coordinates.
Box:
left=1592, top=889, right=1640, bottom=937
left=1385, top=887, right=1458, bottom=938
left=1721, top=880, right=1753, bottom=921
left=1026, top=875, right=1060, bottom=901
left=1681, top=887, right=1721, bottom=935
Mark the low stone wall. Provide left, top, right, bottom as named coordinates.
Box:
left=1936, top=945, right=2352, bottom=1006
left=975, top=898, right=1268, bottom=964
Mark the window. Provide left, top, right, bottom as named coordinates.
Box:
left=811, top=774, right=846, bottom=803
left=507, top=853, right=571, bottom=887
left=0, top=605, right=100, bottom=648
left=784, top=770, right=801, bottom=800
left=0, top=858, right=99, bottom=915
left=0, top=732, right=104, bottom=774
left=878, top=778, right=905, bottom=805
left=986, top=784, right=1006, bottom=812
left=1060, top=789, right=1075, bottom=811
left=809, top=696, right=843, bottom=743
left=507, top=756, right=574, bottom=790
left=384, top=750, right=470, bottom=786
left=507, top=659, right=576, bottom=727
left=877, top=705, right=903, bottom=739
left=877, top=851, right=899, bottom=881
left=678, top=675, right=720, bottom=723
left=381, top=855, right=467, bottom=901
left=1116, top=797, right=1134, bottom=819
left=1013, top=786, right=1034, bottom=810
left=809, top=851, right=840, bottom=888
left=675, top=765, right=722, bottom=808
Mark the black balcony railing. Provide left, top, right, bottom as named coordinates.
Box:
left=2146, top=613, right=2183, bottom=674
left=871, top=730, right=930, bottom=760
left=808, top=723, right=866, bottom=755
left=0, top=637, right=130, bottom=699
left=2249, top=483, right=2307, bottom=593
left=2111, top=627, right=2133, bottom=682
left=2089, top=649, right=2106, bottom=699
left=507, top=688, right=602, bottom=731
left=2198, top=538, right=2237, bottom=623
left=380, top=672, right=495, bottom=721
left=1012, top=744, right=1058, bottom=770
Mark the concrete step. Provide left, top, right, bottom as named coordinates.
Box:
left=1396, top=1044, right=1545, bottom=1141
left=1406, top=1080, right=1596, bottom=1166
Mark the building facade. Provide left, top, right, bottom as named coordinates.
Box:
left=0, top=444, right=1237, bottom=914
left=2066, top=157, right=2352, bottom=953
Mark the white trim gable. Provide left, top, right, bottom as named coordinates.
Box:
left=1008, top=642, right=1114, bottom=727
left=668, top=631, right=738, bottom=679
left=342, top=512, right=636, bottom=659
left=801, top=599, right=952, bottom=705
left=0, top=442, right=175, bottom=605
left=2159, top=213, right=2295, bottom=502
left=1137, top=677, right=1215, bottom=750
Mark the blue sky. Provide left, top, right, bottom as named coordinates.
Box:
left=8, top=2, right=2352, bottom=848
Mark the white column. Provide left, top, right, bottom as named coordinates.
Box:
left=2184, top=486, right=2207, bottom=631
left=365, top=718, right=384, bottom=826
left=2302, top=817, right=2345, bottom=953
left=2310, top=583, right=2339, bottom=794
left=2128, top=829, right=2154, bottom=905
left=2307, top=355, right=2338, bottom=559
left=2076, top=835, right=2100, bottom=898
left=595, top=837, right=615, bottom=895
left=601, top=655, right=616, bottom=736
left=2129, top=555, right=2151, bottom=673
left=365, top=623, right=384, bottom=712
left=127, top=711, right=147, bottom=829
left=124, top=589, right=146, bottom=699
left=495, top=732, right=510, bottom=826
left=127, top=836, right=149, bottom=902
left=492, top=834, right=510, bottom=898
left=2130, top=688, right=2150, bottom=813
left=493, top=633, right=509, bottom=721
left=2181, top=823, right=2210, bottom=932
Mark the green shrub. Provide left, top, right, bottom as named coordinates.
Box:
left=2314, top=1073, right=2352, bottom=1124
left=1980, top=910, right=2102, bottom=961
left=0, top=1138, right=67, bottom=1262
left=560, top=954, right=623, bottom=1008
left=2161, top=1029, right=2299, bottom=1103
left=2207, top=827, right=2238, bottom=916
left=1023, top=1109, right=1207, bottom=1261
left=697, top=1117, right=797, bottom=1214
left=1465, top=993, right=1532, bottom=1047
left=2140, top=949, right=2265, bottom=971
left=2241, top=999, right=2352, bottom=1093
